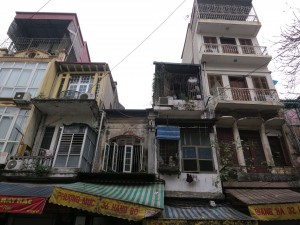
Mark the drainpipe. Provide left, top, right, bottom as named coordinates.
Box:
left=92, top=110, right=105, bottom=172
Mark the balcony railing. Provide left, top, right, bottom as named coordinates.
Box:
left=1, top=37, right=71, bottom=58
left=213, top=87, right=280, bottom=102
left=59, top=90, right=81, bottom=99
left=12, top=155, right=54, bottom=171
left=198, top=4, right=258, bottom=22
left=201, top=43, right=268, bottom=56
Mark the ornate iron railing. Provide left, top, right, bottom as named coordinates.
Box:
left=12, top=155, right=54, bottom=171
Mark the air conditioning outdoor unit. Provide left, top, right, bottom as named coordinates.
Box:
left=158, top=97, right=173, bottom=106
left=79, top=93, right=95, bottom=100
left=0, top=152, right=10, bottom=165
left=5, top=160, right=24, bottom=170
left=13, top=92, right=31, bottom=104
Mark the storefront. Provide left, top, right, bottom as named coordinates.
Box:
left=145, top=204, right=257, bottom=225
left=226, top=189, right=300, bottom=225
left=49, top=181, right=165, bottom=221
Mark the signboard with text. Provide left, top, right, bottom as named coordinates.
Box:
left=0, top=195, right=46, bottom=214
left=249, top=203, right=300, bottom=220
left=49, top=187, right=161, bottom=221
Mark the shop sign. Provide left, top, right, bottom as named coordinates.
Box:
left=49, top=187, right=98, bottom=213
left=145, top=220, right=257, bottom=225
left=249, top=203, right=300, bottom=220
left=98, top=198, right=161, bottom=221
left=50, top=187, right=161, bottom=221
left=0, top=195, right=46, bottom=214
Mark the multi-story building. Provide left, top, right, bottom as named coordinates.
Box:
left=0, top=12, right=123, bottom=225
left=181, top=0, right=300, bottom=224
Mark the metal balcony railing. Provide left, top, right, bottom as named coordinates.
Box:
left=213, top=87, right=280, bottom=102
left=1, top=37, right=71, bottom=58
left=197, top=4, right=259, bottom=22
left=12, top=155, right=54, bottom=171
left=201, top=43, right=269, bottom=56
left=59, top=90, right=81, bottom=99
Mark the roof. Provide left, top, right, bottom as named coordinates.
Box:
left=226, top=189, right=300, bottom=205
left=0, top=182, right=54, bottom=198
left=161, top=205, right=255, bottom=220
left=58, top=182, right=164, bottom=209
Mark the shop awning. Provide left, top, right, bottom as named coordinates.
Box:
left=156, top=126, right=180, bottom=140
left=226, top=189, right=300, bottom=221
left=49, top=182, right=164, bottom=221
left=0, top=182, right=54, bottom=214
left=145, top=205, right=257, bottom=225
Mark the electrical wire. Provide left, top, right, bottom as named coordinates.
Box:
left=0, top=0, right=53, bottom=47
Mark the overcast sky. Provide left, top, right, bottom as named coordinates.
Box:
left=1, top=0, right=300, bottom=108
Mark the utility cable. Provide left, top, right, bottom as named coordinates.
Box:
left=0, top=0, right=53, bottom=47
left=110, top=0, right=187, bottom=71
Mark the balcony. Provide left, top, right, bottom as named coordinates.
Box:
left=31, top=90, right=99, bottom=119
left=196, top=4, right=261, bottom=36
left=212, top=87, right=283, bottom=111
left=200, top=43, right=271, bottom=66
left=1, top=37, right=71, bottom=59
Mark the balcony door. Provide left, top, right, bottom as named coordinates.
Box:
left=220, top=37, right=238, bottom=54
left=239, top=39, right=255, bottom=54
left=229, top=77, right=251, bottom=101
left=203, top=37, right=218, bottom=53
left=252, top=77, right=271, bottom=101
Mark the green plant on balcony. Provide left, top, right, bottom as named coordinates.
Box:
left=34, top=163, right=49, bottom=177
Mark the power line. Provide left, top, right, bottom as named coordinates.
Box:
left=110, top=0, right=187, bottom=71
left=0, top=0, right=53, bottom=47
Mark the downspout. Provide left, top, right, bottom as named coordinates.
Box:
left=92, top=110, right=105, bottom=172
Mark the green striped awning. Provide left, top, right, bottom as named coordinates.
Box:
left=58, top=182, right=164, bottom=209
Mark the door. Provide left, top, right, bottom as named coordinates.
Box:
left=239, top=130, right=268, bottom=173
left=229, top=77, right=251, bottom=101
left=220, top=37, right=238, bottom=54
left=252, top=77, right=271, bottom=101
left=239, top=38, right=255, bottom=54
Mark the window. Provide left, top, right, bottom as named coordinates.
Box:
left=158, top=140, right=179, bottom=169
left=181, top=129, right=214, bottom=172
left=268, top=136, right=290, bottom=166
left=0, top=107, right=29, bottom=155
left=239, top=39, right=255, bottom=54
left=203, top=37, right=218, bottom=53
left=102, top=136, right=143, bottom=173
left=68, top=75, right=94, bottom=94
left=53, top=125, right=96, bottom=172
left=0, top=62, right=47, bottom=98
left=252, top=77, right=271, bottom=101
left=208, top=75, right=223, bottom=95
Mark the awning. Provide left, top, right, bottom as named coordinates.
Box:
left=49, top=182, right=164, bottom=221
left=226, top=189, right=300, bottom=221
left=156, top=126, right=180, bottom=140
left=0, top=182, right=54, bottom=214
left=145, top=205, right=257, bottom=225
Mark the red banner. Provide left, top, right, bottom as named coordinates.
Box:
left=0, top=196, right=47, bottom=214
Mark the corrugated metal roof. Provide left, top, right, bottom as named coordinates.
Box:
left=0, top=182, right=54, bottom=198
left=162, top=205, right=255, bottom=220
left=59, top=182, right=164, bottom=209
left=156, top=126, right=180, bottom=140
left=226, top=189, right=300, bottom=205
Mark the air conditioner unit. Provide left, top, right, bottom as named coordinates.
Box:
left=158, top=97, right=173, bottom=106
left=13, top=92, right=31, bottom=104
left=79, top=93, right=95, bottom=100
left=0, top=152, right=10, bottom=165
left=5, top=160, right=23, bottom=170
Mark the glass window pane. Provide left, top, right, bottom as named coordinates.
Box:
left=199, top=160, right=214, bottom=171
left=200, top=132, right=210, bottom=146
left=2, top=62, right=14, bottom=68
left=0, top=88, right=13, bottom=97
left=0, top=116, right=13, bottom=139
left=5, top=142, right=18, bottom=155
left=6, top=69, right=21, bottom=86
left=5, top=107, right=18, bottom=114
left=191, top=131, right=200, bottom=145
left=183, top=147, right=196, bottom=158
left=54, top=156, right=67, bottom=167
left=67, top=156, right=80, bottom=167
left=183, top=159, right=198, bottom=171
left=27, top=88, right=38, bottom=98
left=30, top=69, right=45, bottom=88
left=17, top=69, right=32, bottom=86
left=0, top=69, right=10, bottom=85
left=14, top=62, right=24, bottom=68
left=198, top=148, right=212, bottom=159
left=37, top=63, right=48, bottom=69
left=25, top=63, right=36, bottom=69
